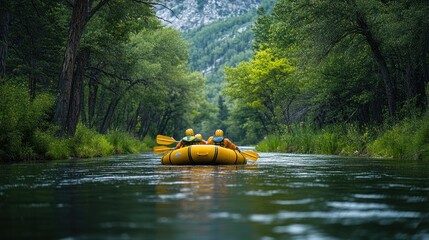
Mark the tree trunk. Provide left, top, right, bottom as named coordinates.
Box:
left=100, top=95, right=122, bottom=134
left=53, top=1, right=89, bottom=135
left=127, top=102, right=142, bottom=132
left=69, top=47, right=89, bottom=134
left=356, top=15, right=396, bottom=116
left=157, top=110, right=172, bottom=135
left=418, top=26, right=429, bottom=109
left=88, top=74, right=98, bottom=127
left=0, top=11, right=10, bottom=78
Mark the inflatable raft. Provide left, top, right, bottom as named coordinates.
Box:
left=161, top=144, right=247, bottom=165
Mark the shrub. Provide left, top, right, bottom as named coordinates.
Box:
left=415, top=115, right=429, bottom=160
left=73, top=124, right=113, bottom=158
left=367, top=117, right=420, bottom=160
left=0, top=82, right=54, bottom=161
left=316, top=130, right=339, bottom=155
left=107, top=130, right=148, bottom=154
left=256, top=135, right=284, bottom=152
left=33, top=127, right=71, bottom=160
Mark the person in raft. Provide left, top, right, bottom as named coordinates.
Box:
left=194, top=133, right=207, bottom=144
left=207, top=129, right=240, bottom=152
left=175, top=128, right=197, bottom=149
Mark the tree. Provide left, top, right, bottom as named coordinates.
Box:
left=224, top=48, right=299, bottom=134
left=53, top=0, right=160, bottom=136
left=254, top=0, right=429, bottom=128
left=53, top=0, right=110, bottom=136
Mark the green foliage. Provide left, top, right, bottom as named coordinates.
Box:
left=255, top=135, right=284, bottom=152
left=107, top=130, right=150, bottom=154
left=4, top=0, right=68, bottom=89
left=368, top=114, right=429, bottom=161
left=31, top=124, right=152, bottom=160
left=249, top=0, right=429, bottom=132
left=33, top=128, right=71, bottom=160
left=316, top=131, right=339, bottom=155
left=224, top=48, right=299, bottom=136
left=72, top=124, right=114, bottom=158
left=415, top=116, right=429, bottom=161
left=256, top=124, right=372, bottom=156
left=0, top=82, right=54, bottom=161
left=256, top=114, right=429, bottom=161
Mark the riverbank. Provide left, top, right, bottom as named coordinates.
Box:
left=2, top=123, right=152, bottom=162
left=256, top=113, right=429, bottom=161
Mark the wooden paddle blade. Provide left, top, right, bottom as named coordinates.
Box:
left=156, top=135, right=178, bottom=145
left=153, top=146, right=174, bottom=154
left=241, top=150, right=259, bottom=161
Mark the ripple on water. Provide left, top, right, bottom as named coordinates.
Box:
left=276, top=210, right=422, bottom=219
left=272, top=199, right=315, bottom=205
left=244, top=189, right=283, bottom=196
left=273, top=224, right=311, bottom=234
left=327, top=201, right=390, bottom=210
left=157, top=192, right=190, bottom=200
left=209, top=212, right=243, bottom=221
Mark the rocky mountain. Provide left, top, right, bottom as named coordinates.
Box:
left=156, top=0, right=266, bottom=31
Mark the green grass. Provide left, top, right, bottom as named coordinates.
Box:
left=30, top=124, right=153, bottom=160
left=256, top=114, right=429, bottom=161
left=367, top=114, right=429, bottom=160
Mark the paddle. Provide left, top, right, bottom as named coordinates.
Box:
left=153, top=145, right=174, bottom=154
left=241, top=150, right=259, bottom=161
left=156, top=134, right=178, bottom=145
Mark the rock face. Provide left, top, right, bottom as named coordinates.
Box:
left=156, top=0, right=264, bottom=31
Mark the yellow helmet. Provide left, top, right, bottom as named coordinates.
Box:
left=185, top=128, right=194, bottom=136
left=195, top=134, right=203, bottom=140
left=215, top=129, right=224, bottom=137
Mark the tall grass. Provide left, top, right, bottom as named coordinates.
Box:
left=367, top=114, right=429, bottom=160
left=256, top=124, right=373, bottom=156
left=257, top=114, right=429, bottom=161
left=107, top=130, right=151, bottom=154
left=31, top=124, right=152, bottom=160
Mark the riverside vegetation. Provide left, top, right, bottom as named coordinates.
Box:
left=256, top=113, right=429, bottom=161
left=1, top=0, right=428, bottom=161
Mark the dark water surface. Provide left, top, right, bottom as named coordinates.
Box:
left=1, top=151, right=428, bottom=240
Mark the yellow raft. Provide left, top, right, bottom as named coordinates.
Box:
left=161, top=144, right=247, bottom=165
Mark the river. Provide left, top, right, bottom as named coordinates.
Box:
left=1, top=151, right=428, bottom=239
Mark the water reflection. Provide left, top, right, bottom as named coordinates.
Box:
left=152, top=165, right=260, bottom=239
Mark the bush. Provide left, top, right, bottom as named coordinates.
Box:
left=256, top=123, right=372, bottom=156
left=0, top=82, right=54, bottom=161
left=107, top=130, right=149, bottom=154
left=316, top=130, right=339, bottom=155
left=415, top=116, right=429, bottom=160
left=73, top=124, right=114, bottom=158
left=368, top=114, right=429, bottom=160
left=33, top=127, right=71, bottom=160
left=255, top=135, right=284, bottom=152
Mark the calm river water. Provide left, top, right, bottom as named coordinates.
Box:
left=1, top=151, right=428, bottom=240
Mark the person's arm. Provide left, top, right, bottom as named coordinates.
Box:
left=224, top=138, right=239, bottom=151
left=175, top=141, right=183, bottom=149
